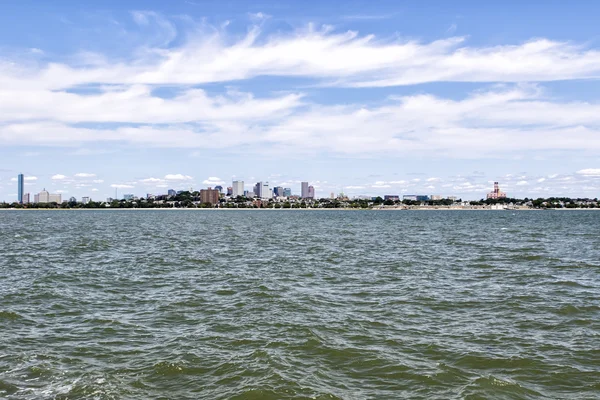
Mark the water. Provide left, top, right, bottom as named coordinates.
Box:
left=1, top=210, right=599, bottom=399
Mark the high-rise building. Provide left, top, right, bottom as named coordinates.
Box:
left=82, top=197, right=91, bottom=204
left=254, top=182, right=271, bottom=199
left=308, top=185, right=315, bottom=199
left=123, top=194, right=134, bottom=201
left=274, top=186, right=284, bottom=197
left=214, top=185, right=223, bottom=193
left=167, top=189, right=176, bottom=197
left=226, top=187, right=233, bottom=196
left=283, top=188, right=292, bottom=197
left=232, top=180, right=244, bottom=197
left=69, top=196, right=77, bottom=203
left=301, top=182, right=309, bottom=198
left=34, top=189, right=61, bottom=203
left=17, top=174, right=24, bottom=204
left=200, top=188, right=220, bottom=205
left=22, top=193, right=30, bottom=204
left=36, top=189, right=49, bottom=203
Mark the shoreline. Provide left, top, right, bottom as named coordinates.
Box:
left=2, top=207, right=599, bottom=211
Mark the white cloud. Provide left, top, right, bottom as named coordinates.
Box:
left=516, top=180, right=529, bottom=186
left=165, top=174, right=193, bottom=180
left=92, top=188, right=99, bottom=192
left=52, top=174, right=66, bottom=180
left=202, top=176, right=225, bottom=185
left=537, top=178, right=546, bottom=183
left=75, top=173, right=96, bottom=178
left=577, top=168, right=600, bottom=176
left=92, top=179, right=104, bottom=183
left=25, top=176, right=37, bottom=181
left=141, top=177, right=164, bottom=183
left=110, top=184, right=134, bottom=189
left=4, top=22, right=600, bottom=90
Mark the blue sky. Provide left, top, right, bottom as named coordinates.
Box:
left=1, top=0, right=600, bottom=201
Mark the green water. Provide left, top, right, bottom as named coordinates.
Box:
left=1, top=210, right=599, bottom=399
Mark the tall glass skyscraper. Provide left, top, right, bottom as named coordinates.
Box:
left=17, top=174, right=24, bottom=204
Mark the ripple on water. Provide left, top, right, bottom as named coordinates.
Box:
left=0, top=210, right=599, bottom=399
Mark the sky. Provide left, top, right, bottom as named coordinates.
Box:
left=1, top=0, right=600, bottom=201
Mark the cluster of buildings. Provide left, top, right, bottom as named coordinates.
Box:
left=17, top=174, right=62, bottom=204
left=13, top=173, right=510, bottom=206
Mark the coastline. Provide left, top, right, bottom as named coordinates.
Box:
left=2, top=207, right=598, bottom=211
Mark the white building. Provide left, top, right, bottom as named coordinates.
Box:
left=254, top=181, right=271, bottom=199
left=82, top=197, right=91, bottom=204
left=301, top=182, right=309, bottom=198
left=232, top=180, right=244, bottom=197
left=34, top=189, right=61, bottom=203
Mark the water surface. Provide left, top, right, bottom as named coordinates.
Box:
left=1, top=210, right=599, bottom=399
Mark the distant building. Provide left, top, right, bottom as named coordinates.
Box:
left=226, top=187, right=233, bottom=196
left=167, top=189, right=176, bottom=197
left=384, top=195, right=400, bottom=201
left=69, top=196, right=77, bottom=203
left=403, top=195, right=429, bottom=201
left=232, top=180, right=244, bottom=197
left=123, top=194, right=134, bottom=201
left=146, top=194, right=155, bottom=200
left=214, top=185, right=223, bottom=193
left=447, top=196, right=457, bottom=201
left=487, top=182, right=507, bottom=199
left=307, top=185, right=315, bottom=199
left=330, top=192, right=335, bottom=199
left=301, top=182, right=309, bottom=198
left=283, top=188, right=292, bottom=197
left=254, top=181, right=271, bottom=199
left=274, top=186, right=285, bottom=197
left=430, top=195, right=442, bottom=201
left=17, top=174, right=24, bottom=204
left=200, top=188, right=220, bottom=205
left=82, top=197, right=91, bottom=204
left=22, top=193, right=30, bottom=204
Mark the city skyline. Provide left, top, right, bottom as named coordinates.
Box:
left=1, top=1, right=600, bottom=200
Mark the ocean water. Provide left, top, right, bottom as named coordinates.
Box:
left=0, top=210, right=599, bottom=399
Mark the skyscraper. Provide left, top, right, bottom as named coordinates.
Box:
left=232, top=180, right=244, bottom=197
left=308, top=185, right=315, bottom=199
left=301, top=181, right=309, bottom=198
left=283, top=188, right=292, bottom=197
left=17, top=174, right=24, bottom=204
left=254, top=181, right=271, bottom=199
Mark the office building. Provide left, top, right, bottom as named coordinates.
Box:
left=430, top=195, right=442, bottom=201
left=214, top=185, right=223, bottom=193
left=232, top=180, right=244, bottom=197
left=22, top=193, right=30, bottom=204
left=82, top=197, right=91, bottom=204
left=273, top=186, right=284, bottom=197
left=200, top=188, right=220, bottom=205
left=17, top=174, right=24, bottom=204
left=254, top=182, right=271, bottom=199
left=487, top=182, right=507, bottom=199
left=226, top=187, right=233, bottom=196
left=167, top=189, right=176, bottom=197
left=283, top=188, right=292, bottom=197
left=301, top=182, right=309, bottom=198
left=34, top=189, right=61, bottom=203
left=384, top=195, right=400, bottom=201
left=308, top=185, right=315, bottom=199
left=123, top=194, right=134, bottom=201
